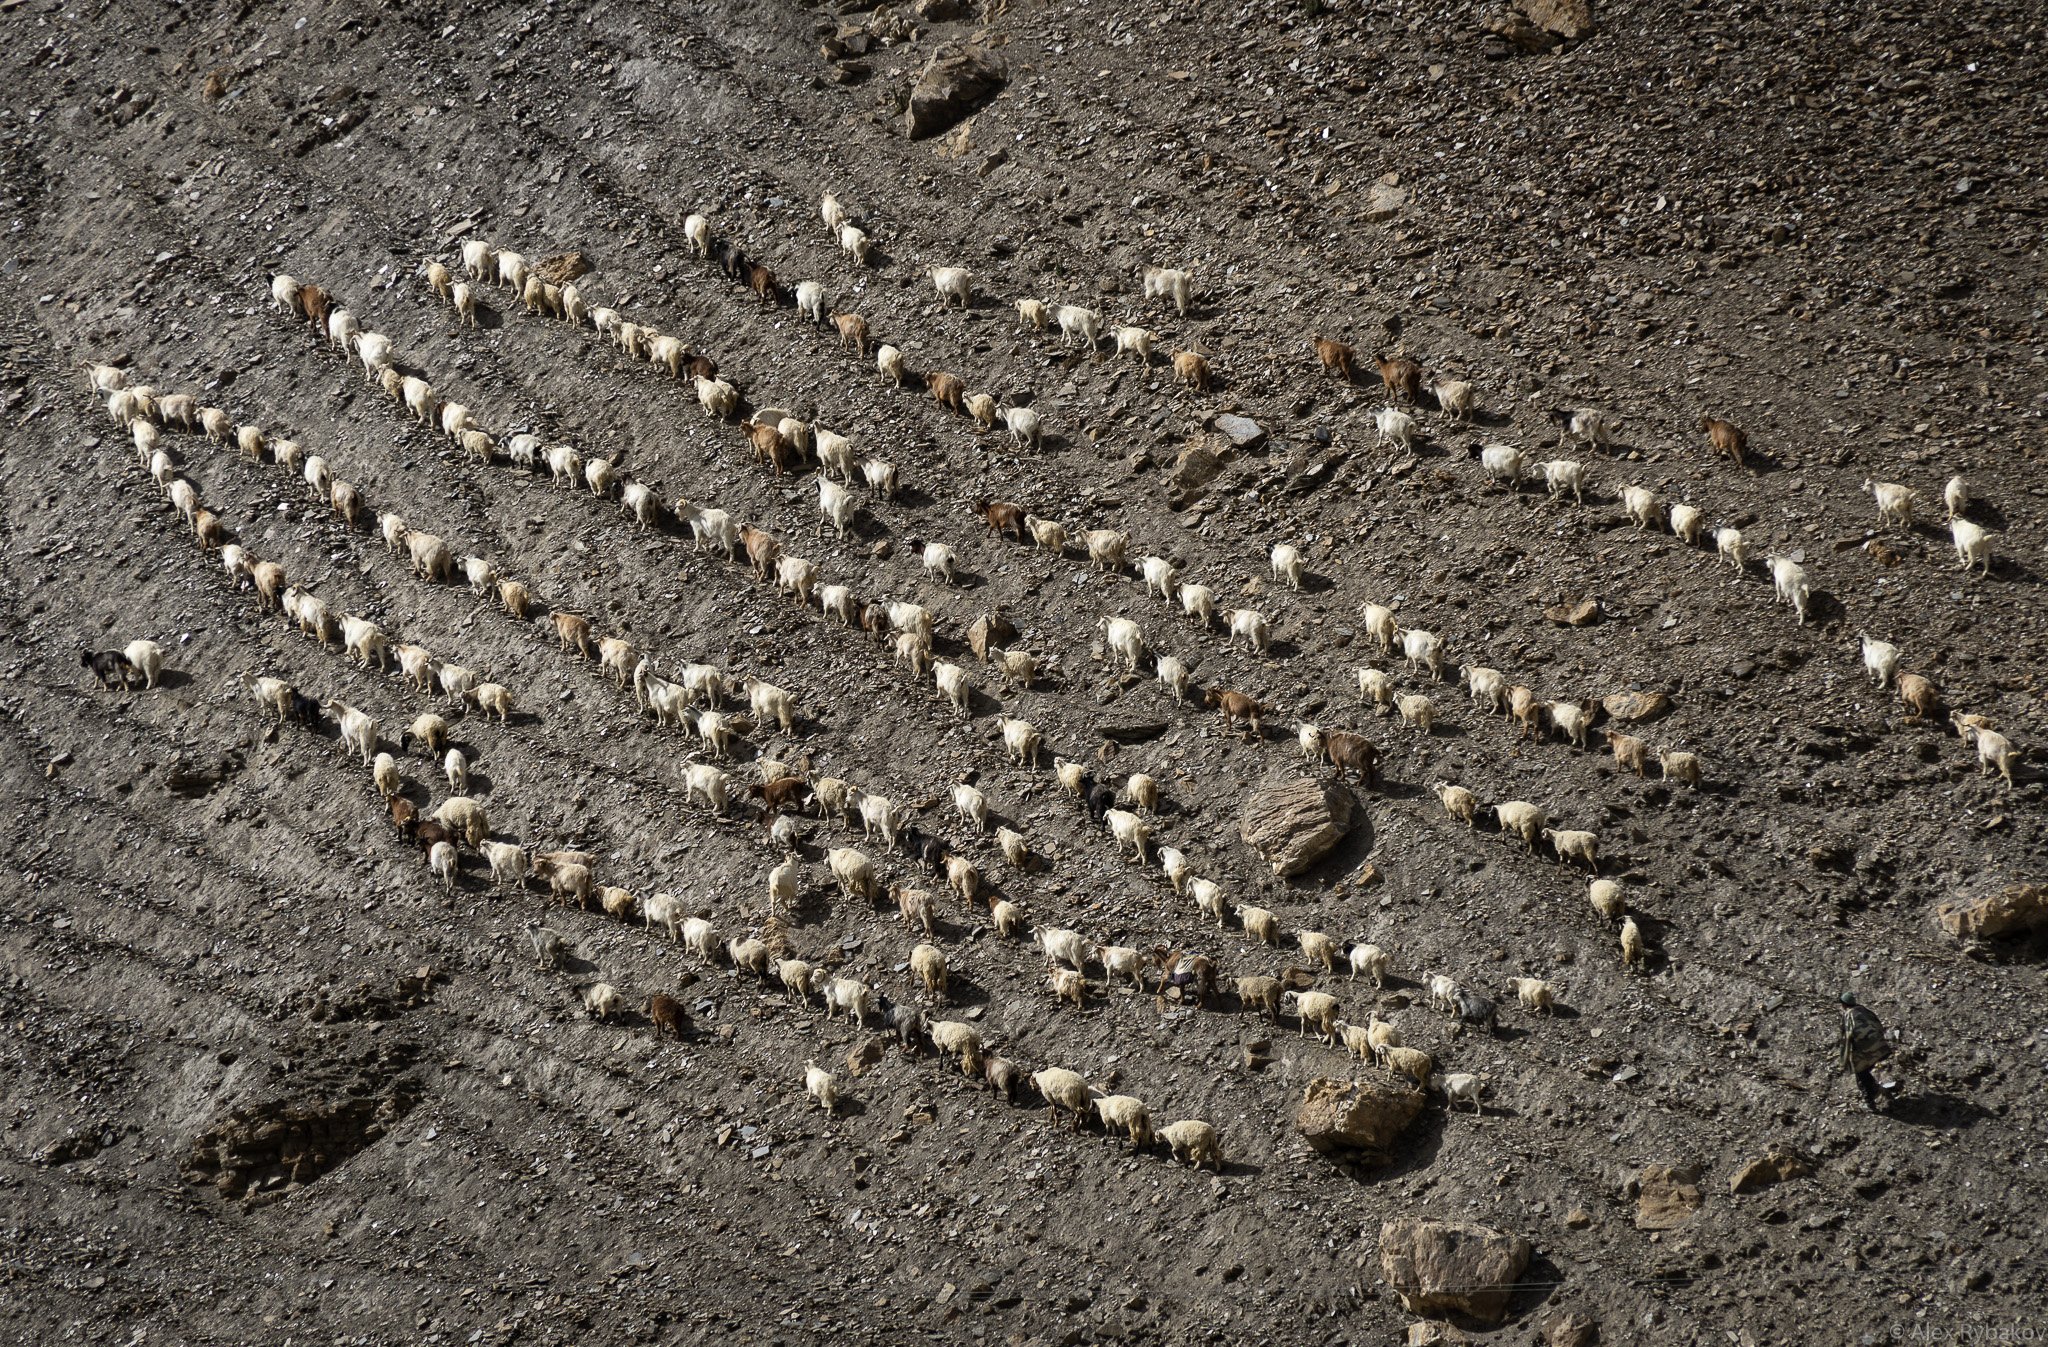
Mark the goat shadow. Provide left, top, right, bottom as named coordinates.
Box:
left=1885, top=1091, right=1990, bottom=1131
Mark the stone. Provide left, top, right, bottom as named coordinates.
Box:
left=1545, top=598, right=1601, bottom=627
left=1296, top=1077, right=1425, bottom=1158
left=1543, top=1309, right=1598, bottom=1347
left=1729, top=1147, right=1815, bottom=1195
left=904, top=45, right=1007, bottom=140
left=1171, top=443, right=1226, bottom=491
left=913, top=0, right=965, bottom=18
left=967, top=612, right=1017, bottom=662
left=1937, top=884, right=2048, bottom=941
left=1480, top=7, right=1560, bottom=53
left=1097, top=721, right=1169, bottom=745
left=1363, top=180, right=1407, bottom=222
left=1378, top=1218, right=1533, bottom=1325
left=1239, top=773, right=1357, bottom=876
left=1515, top=0, right=1595, bottom=40
left=845, top=1038, right=887, bottom=1078
left=1601, top=689, right=1674, bottom=723
left=534, top=251, right=591, bottom=284
left=1634, top=1163, right=1703, bottom=1229
left=1212, top=414, right=1267, bottom=450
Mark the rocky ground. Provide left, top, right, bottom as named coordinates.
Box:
left=4, top=0, right=2047, bottom=1342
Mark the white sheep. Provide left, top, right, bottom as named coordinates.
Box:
left=1494, top=800, right=1546, bottom=850
left=930, top=266, right=972, bottom=309
left=827, top=846, right=878, bottom=901
left=1158, top=847, right=1190, bottom=895
left=1962, top=724, right=2019, bottom=788
left=1226, top=608, right=1270, bottom=655
left=1541, top=458, right=1585, bottom=504
left=1479, top=443, right=1524, bottom=488
left=875, top=344, right=906, bottom=387
left=1039, top=926, right=1095, bottom=971
left=1099, top=616, right=1146, bottom=673
left=1375, top=407, right=1418, bottom=452
left=1715, top=526, right=1749, bottom=570
left=1297, top=722, right=1324, bottom=764
left=122, top=639, right=165, bottom=689
left=1396, top=693, right=1436, bottom=734
left=997, top=826, right=1029, bottom=868
left=1270, top=543, right=1304, bottom=591
left=1864, top=479, right=1918, bottom=528
left=1951, top=517, right=1994, bottom=575
left=1542, top=827, right=1600, bottom=872
left=1082, top=528, right=1129, bottom=572
left=1093, top=1094, right=1154, bottom=1148
left=824, top=977, right=878, bottom=1026
left=1768, top=554, right=1812, bottom=624
left=480, top=840, right=531, bottom=893
left=1622, top=484, right=1660, bottom=531
left=805, top=1062, right=840, bottom=1114
left=327, top=702, right=378, bottom=765
left=1431, top=781, right=1478, bottom=827
left=1103, top=808, right=1151, bottom=863
left=583, top=983, right=622, bottom=1021
left=743, top=677, right=796, bottom=734
left=1860, top=634, right=1900, bottom=688
left=1142, top=265, right=1193, bottom=316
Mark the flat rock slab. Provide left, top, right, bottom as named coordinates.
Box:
left=905, top=45, right=1007, bottom=140
left=1240, top=773, right=1356, bottom=876
left=1379, top=1218, right=1532, bottom=1325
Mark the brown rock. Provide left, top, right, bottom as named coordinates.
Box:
left=1515, top=0, right=1595, bottom=40
left=845, top=1038, right=887, bottom=1078
left=1635, top=1163, right=1703, bottom=1229
left=1378, top=1217, right=1533, bottom=1325
left=1296, top=1077, right=1425, bottom=1158
left=904, top=45, right=1007, bottom=140
left=534, top=251, right=591, bottom=285
left=1545, top=598, right=1601, bottom=627
left=1240, top=773, right=1357, bottom=876
left=1480, top=7, right=1561, bottom=53
left=967, top=612, right=1017, bottom=662
left=1601, top=690, right=1674, bottom=723
left=1937, top=884, right=2048, bottom=940
left=1544, top=1309, right=1598, bottom=1347
left=1171, top=443, right=1226, bottom=492
left=1729, top=1147, right=1815, bottom=1195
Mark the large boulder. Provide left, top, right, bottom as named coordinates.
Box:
left=904, top=45, right=1006, bottom=140
left=1295, top=1077, right=1424, bottom=1158
left=1634, top=1163, right=1703, bottom=1229
left=1937, top=884, right=2048, bottom=941
left=1516, top=0, right=1595, bottom=40
left=1728, top=1146, right=1815, bottom=1196
left=1240, top=774, right=1357, bottom=876
left=1379, top=1218, right=1533, bottom=1325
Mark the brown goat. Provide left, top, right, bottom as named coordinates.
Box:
left=552, top=611, right=595, bottom=659
left=1173, top=350, right=1213, bottom=392
left=645, top=994, right=688, bottom=1040
left=927, top=370, right=966, bottom=413
left=299, top=283, right=332, bottom=330
left=831, top=311, right=870, bottom=357
left=749, top=777, right=810, bottom=816
left=1322, top=730, right=1379, bottom=786
left=741, top=526, right=781, bottom=580
left=684, top=353, right=718, bottom=381
left=1153, top=947, right=1216, bottom=1008
left=389, top=796, right=418, bottom=838
left=746, top=263, right=781, bottom=305
left=1603, top=728, right=1650, bottom=778
left=975, top=497, right=1028, bottom=541
left=193, top=508, right=226, bottom=550
left=1206, top=687, right=1263, bottom=738
left=1313, top=337, right=1356, bottom=382
left=1699, top=415, right=1748, bottom=469
left=413, top=819, right=454, bottom=851
left=1898, top=672, right=1941, bottom=719
left=1374, top=352, right=1423, bottom=403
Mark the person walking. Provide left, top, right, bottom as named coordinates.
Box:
left=1839, top=992, right=1893, bottom=1109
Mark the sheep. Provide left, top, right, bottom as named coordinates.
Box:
left=1509, top=976, right=1555, bottom=1014
left=1669, top=502, right=1704, bottom=545
left=1097, top=616, right=1146, bottom=674
left=990, top=899, right=1028, bottom=940
left=1478, top=443, right=1524, bottom=489
left=427, top=840, right=461, bottom=890
left=1004, top=405, right=1045, bottom=450
left=1494, top=800, right=1546, bottom=850
left=1619, top=915, right=1647, bottom=969
left=1103, top=808, right=1152, bottom=864
left=1081, top=528, right=1129, bottom=573
left=341, top=615, right=389, bottom=671
left=433, top=795, right=488, bottom=848
left=1431, top=780, right=1478, bottom=828
left=1682, top=412, right=1748, bottom=469
left=1094, top=1094, right=1155, bottom=1149
left=1541, top=458, right=1586, bottom=504
left=1236, top=975, right=1282, bottom=1021
left=1951, top=517, right=1994, bottom=575
left=682, top=762, right=730, bottom=815
left=1171, top=348, right=1212, bottom=390
left=1898, top=672, right=1941, bottom=719
left=678, top=915, right=722, bottom=966
left=1543, top=827, right=1600, bottom=873
left=477, top=840, right=530, bottom=894
left=1055, top=303, right=1103, bottom=351
left=403, top=530, right=453, bottom=583
left=1383, top=1045, right=1435, bottom=1090
left=694, top=376, right=740, bottom=420
left=998, top=715, right=1042, bottom=767
left=1348, top=942, right=1391, bottom=986
left=1768, top=554, right=1813, bottom=624
left=824, top=977, right=878, bottom=1026
left=1860, top=634, right=1901, bottom=688
left=1961, top=724, right=2019, bottom=788
left=1430, top=376, right=1475, bottom=421
left=1048, top=967, right=1088, bottom=1009
left=1288, top=990, right=1340, bottom=1042
left=1715, top=527, right=1749, bottom=570
left=1588, top=879, right=1626, bottom=924
left=1113, top=325, right=1155, bottom=364
left=1139, top=264, right=1194, bottom=316
left=1373, top=407, right=1419, bottom=453
left=1944, top=474, right=1972, bottom=520
left=1188, top=877, right=1230, bottom=927
left=1374, top=352, right=1424, bottom=403
left=1031, top=1067, right=1100, bottom=1131
left=1864, top=479, right=1918, bottom=529
left=1336, top=1020, right=1378, bottom=1063
left=399, top=713, right=448, bottom=757
left=1398, top=627, right=1445, bottom=680
left=930, top=1020, right=984, bottom=1075
left=827, top=846, right=878, bottom=902
left=775, top=957, right=816, bottom=1004
left=874, top=344, right=907, bottom=388
left=1355, top=667, right=1396, bottom=714
left=804, top=1062, right=840, bottom=1115
left=1622, top=484, right=1661, bottom=531
left=1121, top=773, right=1160, bottom=816
left=470, top=683, right=515, bottom=724
left=200, top=407, right=233, bottom=444
left=1226, top=608, right=1271, bottom=655
left=545, top=443, right=584, bottom=489
left=1396, top=693, right=1436, bottom=735
left=81, top=361, right=129, bottom=395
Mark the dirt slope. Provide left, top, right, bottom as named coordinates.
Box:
left=4, top=0, right=2046, bottom=1343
